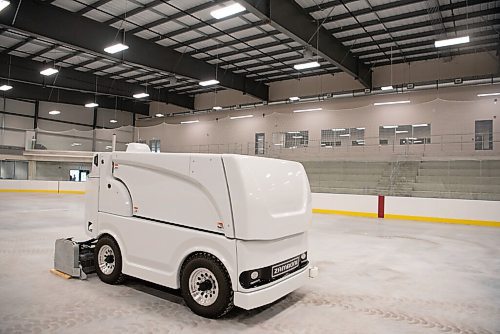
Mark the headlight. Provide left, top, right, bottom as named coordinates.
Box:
left=250, top=271, right=259, bottom=280
left=300, top=252, right=307, bottom=260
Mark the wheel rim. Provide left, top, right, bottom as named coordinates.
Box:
left=188, top=268, right=219, bottom=306
left=98, top=245, right=115, bottom=275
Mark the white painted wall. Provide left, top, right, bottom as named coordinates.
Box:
left=385, top=196, right=500, bottom=222
left=311, top=193, right=500, bottom=223
left=312, top=193, right=377, bottom=214
left=136, top=84, right=500, bottom=159
left=0, top=179, right=86, bottom=192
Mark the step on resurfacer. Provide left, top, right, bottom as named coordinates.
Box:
left=53, top=143, right=318, bottom=318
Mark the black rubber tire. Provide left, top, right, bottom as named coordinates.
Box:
left=94, top=235, right=125, bottom=285
left=180, top=253, right=234, bottom=318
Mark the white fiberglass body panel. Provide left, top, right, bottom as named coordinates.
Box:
left=236, top=232, right=308, bottom=288
left=222, top=154, right=311, bottom=240
left=97, top=212, right=238, bottom=290
left=112, top=152, right=234, bottom=237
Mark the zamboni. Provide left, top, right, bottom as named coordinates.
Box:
left=59, top=143, right=317, bottom=318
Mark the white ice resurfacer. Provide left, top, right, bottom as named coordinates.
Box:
left=55, top=143, right=318, bottom=318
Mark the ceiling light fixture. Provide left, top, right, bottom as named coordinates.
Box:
left=374, top=100, right=411, bottom=106
left=356, top=127, right=365, bottom=130
left=477, top=92, right=500, bottom=97
left=133, top=92, right=149, bottom=99
left=0, top=84, right=12, bottom=91
left=332, top=128, right=345, bottom=131
left=293, top=61, right=320, bottom=70
left=435, top=36, right=470, bottom=48
left=49, top=110, right=61, bottom=115
left=210, top=3, right=245, bottom=19
left=199, top=79, right=220, bottom=86
left=395, top=130, right=408, bottom=134
left=40, top=67, right=58, bottom=76
left=412, top=123, right=428, bottom=127
left=155, top=113, right=164, bottom=117
left=0, top=0, right=10, bottom=12
left=230, top=114, right=253, bottom=120
left=85, top=102, right=99, bottom=108
left=71, top=143, right=82, bottom=147
left=110, top=119, right=117, bottom=123
left=383, top=125, right=398, bottom=129
left=104, top=42, right=129, bottom=54
left=213, top=106, right=222, bottom=110
left=339, top=134, right=351, bottom=137
left=380, top=85, right=394, bottom=91
left=289, top=96, right=300, bottom=101
left=180, top=120, right=199, bottom=124
left=293, top=107, right=322, bottom=113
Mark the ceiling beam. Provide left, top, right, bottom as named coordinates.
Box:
left=0, top=54, right=194, bottom=112
left=327, top=0, right=492, bottom=34
left=0, top=0, right=269, bottom=101
left=337, top=8, right=499, bottom=44
left=239, top=0, right=372, bottom=88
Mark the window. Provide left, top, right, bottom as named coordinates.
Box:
left=149, top=139, right=160, bottom=153
left=321, top=128, right=365, bottom=147
left=273, top=131, right=309, bottom=148
left=379, top=124, right=431, bottom=145
left=255, top=133, right=265, bottom=155
left=284, top=131, right=308, bottom=148
left=475, top=120, right=493, bottom=150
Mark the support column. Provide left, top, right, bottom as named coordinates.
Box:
left=28, top=160, right=36, bottom=180
left=91, top=106, right=97, bottom=152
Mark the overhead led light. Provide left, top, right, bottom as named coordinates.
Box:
left=213, top=106, right=222, bottom=110
left=104, top=43, right=129, bottom=54
left=380, top=85, right=394, bottom=91
left=48, top=110, right=61, bottom=115
left=287, top=131, right=300, bottom=134
left=477, top=92, right=500, bottom=97
left=293, top=61, right=320, bottom=70
left=133, top=92, right=149, bottom=99
left=293, top=107, right=322, bottom=113
left=292, top=136, right=303, bottom=139
left=0, top=84, right=12, bottom=91
left=180, top=120, right=199, bottom=124
left=40, top=67, right=58, bottom=76
left=383, top=125, right=398, bottom=129
left=412, top=123, right=428, bottom=127
left=155, top=113, right=164, bottom=117
left=395, top=130, right=408, bottom=134
left=332, top=128, right=345, bottom=131
left=210, top=3, right=245, bottom=19
left=435, top=36, right=469, bottom=48
left=85, top=102, right=98, bottom=108
left=110, top=119, right=117, bottom=123
left=230, top=114, right=253, bottom=120
left=289, top=96, right=300, bottom=101
left=199, top=79, right=219, bottom=86
left=71, top=143, right=82, bottom=147
left=339, top=134, right=351, bottom=137
left=374, top=100, right=411, bottom=106
left=0, top=0, right=10, bottom=12
left=356, top=127, right=365, bottom=130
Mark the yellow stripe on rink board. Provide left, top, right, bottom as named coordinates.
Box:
left=384, top=214, right=500, bottom=228
left=0, top=189, right=85, bottom=195
left=312, top=208, right=378, bottom=218
left=312, top=208, right=500, bottom=228
left=59, top=190, right=86, bottom=195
